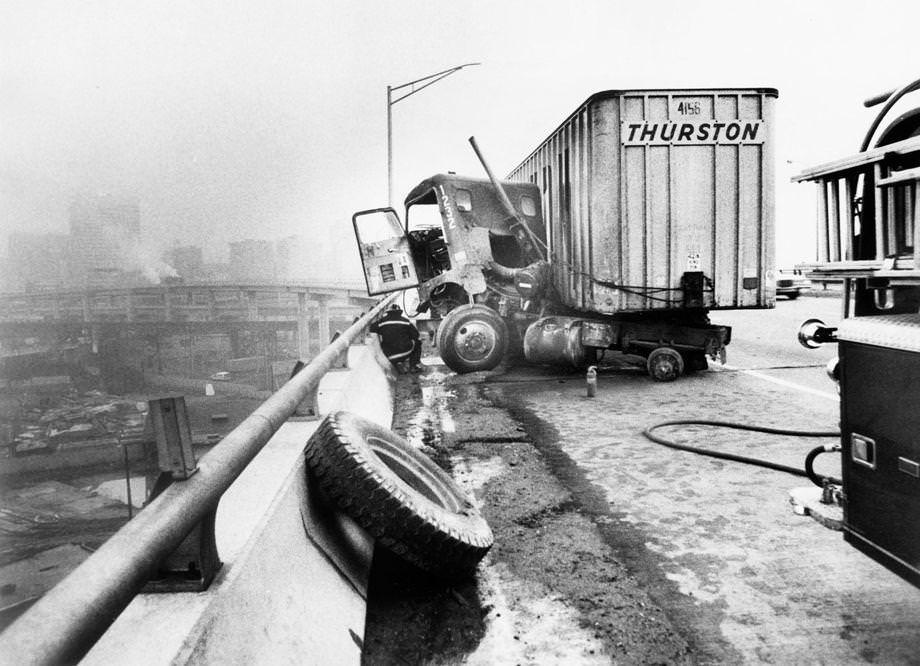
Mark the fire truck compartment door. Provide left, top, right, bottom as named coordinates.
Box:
left=352, top=208, right=420, bottom=295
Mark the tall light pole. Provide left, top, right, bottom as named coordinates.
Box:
left=387, top=62, right=480, bottom=207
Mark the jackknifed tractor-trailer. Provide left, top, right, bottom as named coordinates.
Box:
left=353, top=87, right=777, bottom=380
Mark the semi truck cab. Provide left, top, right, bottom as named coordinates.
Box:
left=353, top=174, right=546, bottom=304
left=403, top=174, right=546, bottom=313
left=353, top=173, right=553, bottom=374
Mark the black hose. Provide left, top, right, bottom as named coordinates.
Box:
left=805, top=445, right=843, bottom=487
left=642, top=419, right=841, bottom=485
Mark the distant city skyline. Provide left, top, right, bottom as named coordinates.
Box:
left=2, top=193, right=351, bottom=293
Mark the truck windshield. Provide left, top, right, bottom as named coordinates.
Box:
left=406, top=202, right=450, bottom=279
left=406, top=202, right=443, bottom=232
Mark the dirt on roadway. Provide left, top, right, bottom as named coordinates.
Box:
left=362, top=299, right=920, bottom=664
left=363, top=333, right=920, bottom=663
left=362, top=361, right=693, bottom=664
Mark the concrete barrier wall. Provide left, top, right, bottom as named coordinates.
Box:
left=82, top=338, right=393, bottom=665
left=317, top=339, right=395, bottom=425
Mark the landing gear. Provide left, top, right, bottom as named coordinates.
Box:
left=647, top=346, right=684, bottom=382
left=436, top=304, right=508, bottom=374
left=681, top=351, right=709, bottom=374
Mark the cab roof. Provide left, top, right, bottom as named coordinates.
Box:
left=404, top=173, right=537, bottom=207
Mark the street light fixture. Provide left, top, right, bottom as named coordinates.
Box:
left=387, top=62, right=481, bottom=207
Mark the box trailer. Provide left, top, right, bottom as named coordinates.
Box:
left=352, top=87, right=778, bottom=380
left=507, top=88, right=777, bottom=313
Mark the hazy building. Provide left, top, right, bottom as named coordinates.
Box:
left=228, top=239, right=276, bottom=282
left=0, top=254, right=12, bottom=293
left=6, top=233, right=69, bottom=292
left=276, top=233, right=349, bottom=284
left=165, top=245, right=204, bottom=281
left=201, top=262, right=231, bottom=282
left=68, top=194, right=141, bottom=287
left=275, top=235, right=311, bottom=282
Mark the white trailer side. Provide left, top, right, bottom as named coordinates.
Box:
left=508, top=88, right=778, bottom=314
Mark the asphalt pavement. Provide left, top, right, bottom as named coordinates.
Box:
left=710, top=294, right=841, bottom=399
left=489, top=295, right=920, bottom=663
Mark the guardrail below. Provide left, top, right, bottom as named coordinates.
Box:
left=0, top=293, right=397, bottom=665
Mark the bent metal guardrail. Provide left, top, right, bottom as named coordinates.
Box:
left=0, top=293, right=397, bottom=665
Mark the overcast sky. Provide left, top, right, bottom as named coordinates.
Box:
left=2, top=0, right=919, bottom=278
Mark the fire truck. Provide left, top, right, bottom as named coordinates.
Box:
left=795, top=76, right=920, bottom=586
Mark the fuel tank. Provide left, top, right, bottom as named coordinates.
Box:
left=523, top=316, right=587, bottom=368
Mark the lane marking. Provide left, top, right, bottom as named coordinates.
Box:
left=717, top=363, right=839, bottom=402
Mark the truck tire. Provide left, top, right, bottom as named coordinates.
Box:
left=305, top=411, right=493, bottom=578
left=436, top=304, right=508, bottom=373
left=647, top=346, right=684, bottom=382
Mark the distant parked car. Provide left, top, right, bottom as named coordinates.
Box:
left=210, top=371, right=231, bottom=381
left=775, top=272, right=809, bottom=299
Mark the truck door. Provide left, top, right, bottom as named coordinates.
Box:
left=352, top=207, right=420, bottom=295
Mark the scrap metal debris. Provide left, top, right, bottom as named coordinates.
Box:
left=3, top=390, right=148, bottom=457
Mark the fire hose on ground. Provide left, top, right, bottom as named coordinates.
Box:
left=642, top=420, right=842, bottom=487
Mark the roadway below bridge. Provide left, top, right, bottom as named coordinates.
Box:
left=364, top=295, right=920, bottom=664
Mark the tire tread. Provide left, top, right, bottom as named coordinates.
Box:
left=305, top=412, right=492, bottom=577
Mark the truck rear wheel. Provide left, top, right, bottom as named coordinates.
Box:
left=436, top=304, right=508, bottom=373
left=647, top=346, right=684, bottom=382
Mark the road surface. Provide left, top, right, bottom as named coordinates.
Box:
left=504, top=296, right=919, bottom=663
left=366, top=295, right=920, bottom=664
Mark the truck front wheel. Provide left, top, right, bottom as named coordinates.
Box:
left=437, top=304, right=508, bottom=373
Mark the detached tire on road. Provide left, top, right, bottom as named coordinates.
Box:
left=436, top=304, right=508, bottom=374
left=305, top=411, right=493, bottom=578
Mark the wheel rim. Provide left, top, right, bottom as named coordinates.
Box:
left=648, top=348, right=683, bottom=381
left=367, top=435, right=463, bottom=512
left=451, top=319, right=498, bottom=364
left=654, top=357, right=678, bottom=379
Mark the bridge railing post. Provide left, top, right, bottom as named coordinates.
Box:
left=296, top=292, right=312, bottom=359
left=316, top=295, right=331, bottom=352
left=143, top=396, right=222, bottom=592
